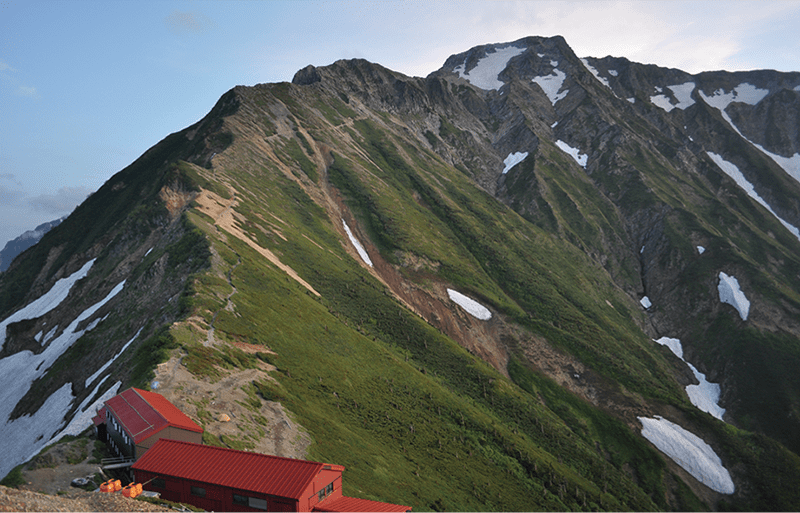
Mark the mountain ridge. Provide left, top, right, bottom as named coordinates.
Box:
left=1, top=35, right=800, bottom=510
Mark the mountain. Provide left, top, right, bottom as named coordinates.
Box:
left=0, top=218, right=65, bottom=272
left=2, top=35, right=800, bottom=511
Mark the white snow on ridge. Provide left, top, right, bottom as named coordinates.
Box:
left=580, top=58, right=611, bottom=89
left=700, top=83, right=769, bottom=110
left=502, top=152, right=528, bottom=174
left=447, top=289, right=491, bottom=320
left=453, top=46, right=526, bottom=91
left=697, top=84, right=800, bottom=186
left=48, top=380, right=122, bottom=448
left=718, top=272, right=750, bottom=321
left=654, top=337, right=725, bottom=420
left=532, top=68, right=569, bottom=105
left=706, top=152, right=800, bottom=242
left=343, top=220, right=373, bottom=267
left=650, top=82, right=696, bottom=112
left=555, top=140, right=588, bottom=168
left=0, top=259, right=95, bottom=351
left=639, top=416, right=734, bottom=494
left=0, top=279, right=125, bottom=479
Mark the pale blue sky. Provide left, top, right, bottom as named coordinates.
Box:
left=1, top=0, right=799, bottom=247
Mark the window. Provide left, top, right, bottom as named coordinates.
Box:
left=152, top=478, right=165, bottom=489
left=190, top=486, right=206, bottom=497
left=318, top=489, right=325, bottom=501
left=233, top=494, right=267, bottom=510
left=248, top=497, right=267, bottom=510
left=325, top=482, right=334, bottom=494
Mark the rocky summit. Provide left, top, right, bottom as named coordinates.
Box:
left=1, top=35, right=800, bottom=511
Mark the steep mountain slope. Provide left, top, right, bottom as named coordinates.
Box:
left=1, top=35, right=800, bottom=511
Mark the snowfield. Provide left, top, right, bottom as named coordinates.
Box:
left=502, top=152, right=528, bottom=174
left=447, top=289, right=492, bottom=320
left=453, top=46, right=526, bottom=91
left=718, top=272, right=750, bottom=320
left=650, top=82, right=696, bottom=112
left=639, top=416, right=734, bottom=494
left=0, top=259, right=95, bottom=351
left=579, top=58, right=610, bottom=89
left=343, top=219, right=373, bottom=267
left=532, top=68, right=569, bottom=105
left=0, top=277, right=125, bottom=479
left=555, top=140, right=588, bottom=168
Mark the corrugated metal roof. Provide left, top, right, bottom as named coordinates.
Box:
left=104, top=388, right=202, bottom=443
left=314, top=496, right=411, bottom=512
left=132, top=439, right=333, bottom=500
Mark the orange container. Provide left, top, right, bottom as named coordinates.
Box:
left=100, top=482, right=109, bottom=493
left=122, top=485, right=133, bottom=498
left=135, top=483, right=143, bottom=496
left=113, top=479, right=122, bottom=491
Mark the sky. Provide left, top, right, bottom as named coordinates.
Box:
left=1, top=0, right=800, bottom=248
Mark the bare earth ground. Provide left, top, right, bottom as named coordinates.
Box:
left=0, top=485, right=170, bottom=512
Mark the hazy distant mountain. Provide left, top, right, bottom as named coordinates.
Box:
left=0, top=218, right=64, bottom=272
left=2, top=35, right=800, bottom=510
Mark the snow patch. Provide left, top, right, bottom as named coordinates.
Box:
left=654, top=337, right=724, bottom=420
left=447, top=289, right=491, bottom=320
left=551, top=121, right=558, bottom=128
left=555, top=140, right=588, bottom=168
left=718, top=272, right=750, bottom=320
left=640, top=296, right=652, bottom=309
left=608, top=69, right=618, bottom=77
left=502, top=152, right=528, bottom=174
left=627, top=97, right=635, bottom=104
left=697, top=246, right=705, bottom=254
left=707, top=152, right=800, bottom=242
left=639, top=416, right=734, bottom=494
left=650, top=82, right=696, bottom=112
left=532, top=68, right=569, bottom=105
left=580, top=58, right=610, bottom=89
left=453, top=46, right=526, bottom=91
left=0, top=259, right=95, bottom=351
left=343, top=220, right=373, bottom=267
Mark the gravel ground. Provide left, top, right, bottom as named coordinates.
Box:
left=0, top=485, right=171, bottom=512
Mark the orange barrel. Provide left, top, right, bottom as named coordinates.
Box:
left=100, top=482, right=109, bottom=493
left=135, top=483, right=143, bottom=496
left=113, top=479, right=122, bottom=491
left=122, top=485, right=133, bottom=498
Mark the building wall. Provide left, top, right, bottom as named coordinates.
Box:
left=134, top=426, right=203, bottom=459
left=105, top=411, right=135, bottom=459
left=304, top=469, right=344, bottom=511
left=134, top=469, right=300, bottom=512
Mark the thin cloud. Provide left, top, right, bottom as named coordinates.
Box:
left=0, top=61, right=14, bottom=72
left=27, top=186, right=91, bottom=215
left=165, top=10, right=213, bottom=35
left=15, top=85, right=38, bottom=98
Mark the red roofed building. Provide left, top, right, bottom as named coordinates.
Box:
left=132, top=439, right=410, bottom=512
left=92, top=388, right=203, bottom=461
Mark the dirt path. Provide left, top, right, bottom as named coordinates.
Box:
left=152, top=351, right=311, bottom=460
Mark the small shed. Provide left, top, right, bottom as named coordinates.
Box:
left=132, top=439, right=410, bottom=512
left=92, top=388, right=203, bottom=461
